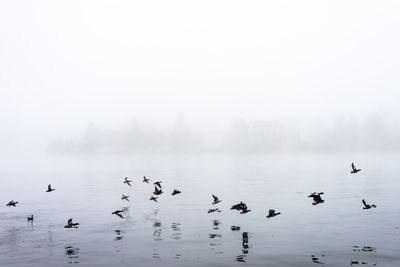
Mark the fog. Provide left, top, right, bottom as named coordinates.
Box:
left=1, top=1, right=400, bottom=157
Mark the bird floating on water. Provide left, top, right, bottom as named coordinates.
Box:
left=208, top=208, right=221, bottom=213
left=64, top=218, right=79, bottom=228
left=362, top=199, right=377, bottom=209
left=46, top=184, right=55, bottom=192
left=143, top=176, right=150, bottom=183
left=172, top=189, right=181, bottom=196
left=121, top=194, right=130, bottom=201
left=112, top=210, right=124, bottom=219
left=308, top=192, right=325, bottom=205
left=150, top=196, right=158, bottom=202
left=6, top=200, right=18, bottom=207
left=351, top=163, right=361, bottom=174
left=123, top=177, right=132, bottom=186
left=212, top=194, right=221, bottom=205
left=266, top=209, right=281, bottom=218
left=27, top=215, right=33, bottom=221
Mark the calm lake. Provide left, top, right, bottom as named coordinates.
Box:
left=0, top=153, right=399, bottom=266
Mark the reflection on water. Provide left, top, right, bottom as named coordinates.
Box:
left=153, top=221, right=162, bottom=241
left=310, top=254, right=324, bottom=264
left=65, top=244, right=79, bottom=264
left=236, top=232, right=250, bottom=262
left=0, top=154, right=399, bottom=266
left=171, top=223, right=181, bottom=240
left=114, top=229, right=123, bottom=241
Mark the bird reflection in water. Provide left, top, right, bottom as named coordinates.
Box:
left=114, top=229, right=123, bottom=241
left=65, top=244, right=80, bottom=264
left=153, top=221, right=162, bottom=241
left=236, top=232, right=250, bottom=262
left=209, top=219, right=223, bottom=254
left=171, top=222, right=181, bottom=240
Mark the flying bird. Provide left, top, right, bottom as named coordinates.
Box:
left=172, top=189, right=181, bottom=196
left=362, top=199, right=377, bottom=209
left=121, top=194, right=130, bottom=201
left=266, top=209, right=281, bottom=218
left=112, top=210, right=124, bottom=219
left=153, top=186, right=163, bottom=195
left=150, top=196, right=158, bottom=202
left=123, top=177, right=132, bottom=186
left=351, top=163, right=361, bottom=174
left=240, top=203, right=251, bottom=214
left=46, top=184, right=55, bottom=192
left=6, top=200, right=18, bottom=207
left=308, top=192, right=325, bottom=205
left=143, top=176, right=150, bottom=183
left=154, top=181, right=162, bottom=188
left=64, top=218, right=79, bottom=228
left=208, top=208, right=221, bottom=213
left=212, top=194, right=221, bottom=205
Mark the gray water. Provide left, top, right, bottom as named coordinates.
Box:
left=0, top=153, right=399, bottom=266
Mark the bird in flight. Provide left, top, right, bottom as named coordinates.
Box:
left=208, top=208, right=221, bottom=213
left=212, top=194, right=221, bottom=205
left=351, top=163, right=361, bottom=174
left=64, top=218, right=80, bottom=228
left=143, top=176, right=150, bottom=183
left=154, top=181, right=162, bottom=188
left=6, top=200, right=18, bottom=207
left=121, top=194, right=130, bottom=201
left=308, top=192, right=325, bottom=205
left=112, top=210, right=124, bottom=219
left=124, top=177, right=132, bottom=186
left=266, top=209, right=281, bottom=218
left=172, top=189, right=181, bottom=196
left=362, top=199, right=377, bottom=209
left=150, top=196, right=158, bottom=202
left=46, top=184, right=55, bottom=192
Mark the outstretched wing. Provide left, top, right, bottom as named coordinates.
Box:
left=212, top=194, right=218, bottom=202
left=362, top=199, right=367, bottom=207
left=48, top=184, right=51, bottom=191
left=351, top=163, right=356, bottom=171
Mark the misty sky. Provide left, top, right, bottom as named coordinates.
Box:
left=1, top=1, right=400, bottom=154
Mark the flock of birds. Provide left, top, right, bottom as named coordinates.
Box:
left=5, top=162, right=376, bottom=228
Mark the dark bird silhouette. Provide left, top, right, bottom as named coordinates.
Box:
left=123, top=177, right=132, bottom=186
left=308, top=192, right=325, bottom=205
left=121, top=194, right=130, bottom=201
left=153, top=186, right=163, bottom=195
left=150, top=196, right=158, bottom=202
left=112, top=210, right=124, bottom=219
left=212, top=194, right=221, bottom=205
left=143, top=176, right=150, bottom=183
left=240, top=203, right=251, bottom=214
left=208, top=208, right=221, bottom=213
left=27, top=215, right=33, bottom=221
left=172, top=189, right=181, bottom=196
left=351, top=163, right=361, bottom=174
left=6, top=200, right=18, bottom=207
left=266, top=209, right=281, bottom=218
left=46, top=184, right=55, bottom=192
left=362, top=199, right=377, bottom=209
left=231, top=202, right=245, bottom=211
left=64, top=218, right=79, bottom=228
left=154, top=181, right=162, bottom=188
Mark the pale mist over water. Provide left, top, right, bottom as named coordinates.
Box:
left=1, top=0, right=400, bottom=266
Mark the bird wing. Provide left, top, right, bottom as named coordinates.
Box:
left=48, top=184, right=51, bottom=191
left=117, top=213, right=123, bottom=218
left=212, top=194, right=218, bottom=202
left=352, top=163, right=356, bottom=171
left=362, top=199, right=367, bottom=207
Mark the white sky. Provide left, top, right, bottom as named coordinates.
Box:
left=0, top=1, right=399, bottom=152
